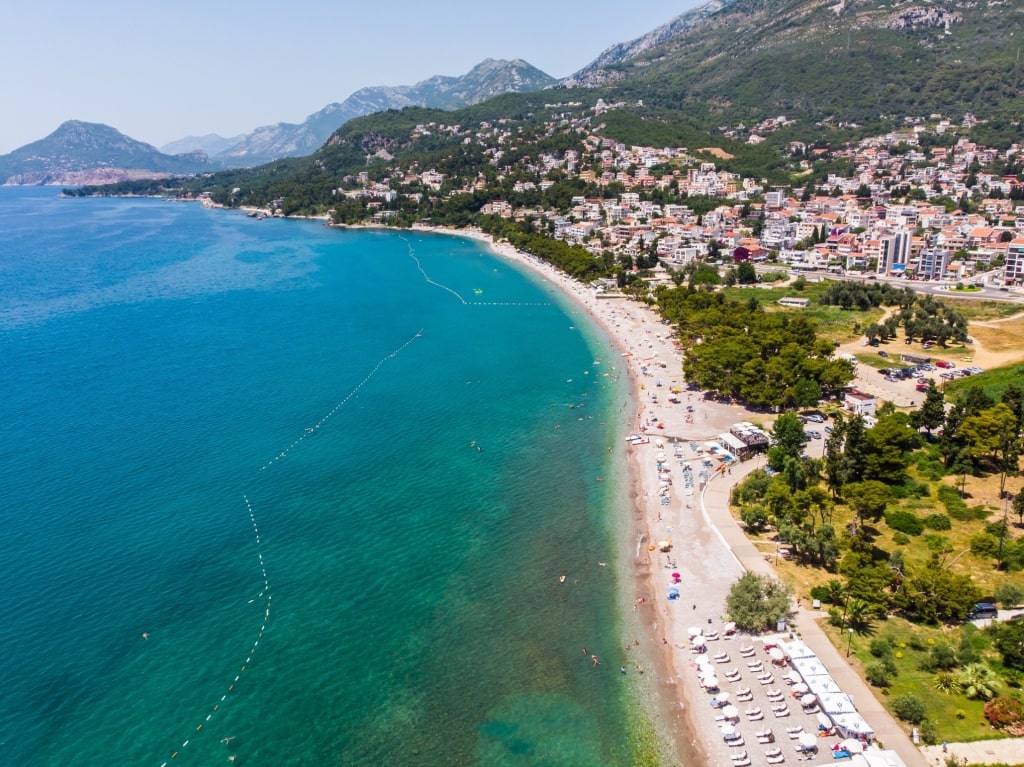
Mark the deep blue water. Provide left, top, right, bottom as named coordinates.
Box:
left=0, top=188, right=643, bottom=766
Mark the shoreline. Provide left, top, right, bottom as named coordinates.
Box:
left=404, top=223, right=770, bottom=766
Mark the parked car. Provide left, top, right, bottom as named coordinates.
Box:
left=968, top=603, right=998, bottom=620
left=806, top=430, right=822, bottom=440
left=935, top=360, right=955, bottom=369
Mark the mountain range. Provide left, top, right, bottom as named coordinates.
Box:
left=0, top=58, right=555, bottom=185
left=160, top=58, right=555, bottom=167
left=0, top=121, right=214, bottom=186
left=11, top=0, right=1024, bottom=185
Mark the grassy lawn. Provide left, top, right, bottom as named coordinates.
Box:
left=944, top=299, right=1024, bottom=323
left=721, top=282, right=885, bottom=345
left=821, top=619, right=1006, bottom=744
left=945, top=362, right=1024, bottom=402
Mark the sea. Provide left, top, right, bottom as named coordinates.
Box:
left=0, top=187, right=655, bottom=766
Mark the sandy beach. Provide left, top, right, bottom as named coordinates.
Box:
left=415, top=224, right=929, bottom=767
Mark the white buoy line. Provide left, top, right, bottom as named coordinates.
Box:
left=157, top=328, right=424, bottom=765
left=400, top=235, right=549, bottom=308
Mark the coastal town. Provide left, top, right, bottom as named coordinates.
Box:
left=323, top=102, right=1024, bottom=291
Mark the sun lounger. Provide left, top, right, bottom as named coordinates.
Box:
left=746, top=708, right=764, bottom=721
left=730, top=751, right=749, bottom=762
left=772, top=705, right=790, bottom=717
left=758, top=674, right=774, bottom=684
left=726, top=736, right=745, bottom=747
left=766, top=688, right=784, bottom=700
left=766, top=753, right=786, bottom=764
left=747, top=660, right=764, bottom=670
left=786, top=726, right=804, bottom=739
left=764, top=747, right=783, bottom=758
left=739, top=645, right=756, bottom=656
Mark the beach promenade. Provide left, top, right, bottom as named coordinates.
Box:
left=463, top=230, right=931, bottom=767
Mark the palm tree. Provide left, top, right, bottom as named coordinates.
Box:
left=958, top=663, right=999, bottom=700
left=846, top=598, right=874, bottom=634
left=824, top=579, right=847, bottom=607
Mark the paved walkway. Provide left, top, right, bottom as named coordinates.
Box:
left=920, top=739, right=1023, bottom=766
left=700, top=463, right=930, bottom=767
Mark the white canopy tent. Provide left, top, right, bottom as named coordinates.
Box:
left=830, top=712, right=874, bottom=741
left=780, top=640, right=816, bottom=660
left=818, top=692, right=858, bottom=716
left=806, top=675, right=843, bottom=697
left=791, top=656, right=830, bottom=678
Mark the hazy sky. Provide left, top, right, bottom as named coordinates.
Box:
left=0, top=1, right=704, bottom=155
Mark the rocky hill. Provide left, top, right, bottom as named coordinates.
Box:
left=563, top=0, right=1024, bottom=135
left=173, top=58, right=556, bottom=167
left=0, top=121, right=213, bottom=186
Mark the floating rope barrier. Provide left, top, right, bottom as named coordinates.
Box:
left=400, top=235, right=549, bottom=308
left=157, top=328, right=423, bottom=765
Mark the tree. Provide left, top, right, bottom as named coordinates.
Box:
left=912, top=384, right=946, bottom=435
left=961, top=403, right=1022, bottom=496
left=993, top=619, right=1024, bottom=670
left=792, top=378, right=823, bottom=409
left=862, top=414, right=920, bottom=484
left=768, top=413, right=808, bottom=470
left=845, top=598, right=874, bottom=633
left=1014, top=492, right=1024, bottom=528
left=737, top=260, right=758, bottom=284
left=950, top=448, right=975, bottom=498
left=726, top=572, right=793, bottom=632
left=842, top=480, right=893, bottom=535
left=897, top=556, right=982, bottom=623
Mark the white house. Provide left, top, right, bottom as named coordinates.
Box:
left=843, top=389, right=877, bottom=417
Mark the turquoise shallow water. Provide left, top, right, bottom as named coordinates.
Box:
left=0, top=189, right=643, bottom=766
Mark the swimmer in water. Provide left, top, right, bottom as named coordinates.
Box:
left=141, top=632, right=149, bottom=640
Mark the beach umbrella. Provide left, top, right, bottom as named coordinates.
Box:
left=799, top=733, right=818, bottom=748
left=688, top=626, right=703, bottom=637
left=721, top=705, right=739, bottom=720
left=720, top=724, right=737, bottom=738
left=671, top=572, right=680, bottom=579
left=768, top=647, right=786, bottom=662
left=800, top=693, right=817, bottom=706
left=702, top=676, right=719, bottom=689
left=792, top=683, right=809, bottom=694
left=691, top=636, right=707, bottom=648
left=786, top=671, right=803, bottom=685
left=715, top=691, right=730, bottom=703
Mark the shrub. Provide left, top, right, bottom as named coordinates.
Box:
left=810, top=585, right=831, bottom=603
left=938, top=485, right=975, bottom=520
left=891, top=694, right=927, bottom=723
left=923, top=513, right=951, bottom=531
left=969, top=532, right=1000, bottom=559
left=865, top=661, right=893, bottom=688
left=919, top=642, right=958, bottom=671
left=993, top=583, right=1024, bottom=609
left=886, top=510, right=924, bottom=536
left=983, top=696, right=1024, bottom=734
left=891, top=480, right=931, bottom=499
left=924, top=534, right=952, bottom=554
left=893, top=532, right=910, bottom=545
left=919, top=718, right=938, bottom=745
left=870, top=637, right=893, bottom=658
left=908, top=634, right=928, bottom=651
